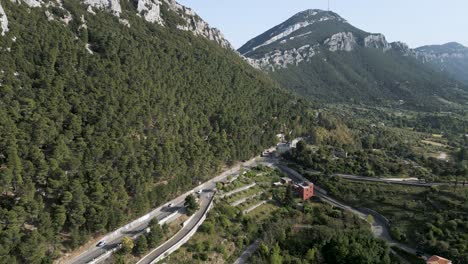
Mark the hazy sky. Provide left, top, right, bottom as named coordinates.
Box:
left=177, top=0, right=468, bottom=49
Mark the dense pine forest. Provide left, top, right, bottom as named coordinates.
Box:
left=0, top=1, right=314, bottom=262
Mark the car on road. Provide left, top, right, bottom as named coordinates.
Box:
left=167, top=203, right=174, bottom=208
left=196, top=189, right=203, bottom=194
left=96, top=241, right=106, bottom=247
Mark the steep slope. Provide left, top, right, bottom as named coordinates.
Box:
left=0, top=1, right=313, bottom=262
left=415, top=42, right=468, bottom=84
left=240, top=10, right=468, bottom=110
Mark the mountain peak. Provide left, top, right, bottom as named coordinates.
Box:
left=238, top=9, right=348, bottom=56
left=416, top=41, right=468, bottom=56
left=292, top=9, right=345, bottom=22
left=442, top=42, right=466, bottom=48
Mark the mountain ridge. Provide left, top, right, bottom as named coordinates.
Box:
left=415, top=42, right=468, bottom=83
left=0, top=0, right=233, bottom=49
left=239, top=9, right=468, bottom=109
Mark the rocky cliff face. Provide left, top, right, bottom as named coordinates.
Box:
left=0, top=0, right=232, bottom=49
left=415, top=42, right=468, bottom=63
left=324, top=32, right=357, bottom=52
left=414, top=42, right=468, bottom=83
left=0, top=2, right=8, bottom=36
left=85, top=0, right=122, bottom=16
left=136, top=0, right=163, bottom=24
left=239, top=9, right=346, bottom=56
left=166, top=0, right=232, bottom=49
left=391, top=41, right=414, bottom=56
left=248, top=44, right=319, bottom=71
left=364, top=34, right=391, bottom=51
left=245, top=30, right=412, bottom=71
left=240, top=9, right=416, bottom=71
left=239, top=9, right=468, bottom=109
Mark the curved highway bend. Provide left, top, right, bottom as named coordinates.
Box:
left=136, top=191, right=214, bottom=264
left=69, top=199, right=186, bottom=264
left=67, top=152, right=266, bottom=264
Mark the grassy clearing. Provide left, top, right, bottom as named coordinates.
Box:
left=239, top=197, right=264, bottom=212
left=247, top=203, right=279, bottom=221
left=421, top=139, right=448, bottom=148
left=225, top=185, right=262, bottom=204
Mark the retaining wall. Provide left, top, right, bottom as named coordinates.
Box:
left=149, top=193, right=216, bottom=264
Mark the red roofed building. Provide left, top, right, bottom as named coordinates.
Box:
left=294, top=182, right=314, bottom=200
left=426, top=255, right=452, bottom=264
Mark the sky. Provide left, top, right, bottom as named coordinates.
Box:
left=177, top=0, right=468, bottom=49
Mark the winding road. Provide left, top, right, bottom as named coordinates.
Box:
left=277, top=164, right=430, bottom=259
left=136, top=191, right=214, bottom=264
left=330, top=173, right=465, bottom=187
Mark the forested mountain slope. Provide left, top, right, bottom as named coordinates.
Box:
left=240, top=10, right=468, bottom=110
left=0, top=1, right=313, bottom=262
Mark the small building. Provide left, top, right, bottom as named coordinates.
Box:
left=427, top=255, right=452, bottom=264
left=276, top=143, right=291, bottom=154
left=294, top=182, right=314, bottom=201
left=290, top=138, right=302, bottom=148
left=276, top=133, right=286, bottom=142
left=281, top=177, right=292, bottom=185
left=333, top=149, right=348, bottom=158
left=276, top=138, right=303, bottom=154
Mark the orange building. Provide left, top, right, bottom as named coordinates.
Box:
left=426, top=255, right=452, bottom=264
left=294, top=182, right=314, bottom=200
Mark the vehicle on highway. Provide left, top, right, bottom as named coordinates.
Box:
left=167, top=203, right=174, bottom=208
left=96, top=241, right=106, bottom=247
left=196, top=189, right=203, bottom=194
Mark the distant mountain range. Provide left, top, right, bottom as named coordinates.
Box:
left=240, top=9, right=468, bottom=110
left=415, top=42, right=468, bottom=84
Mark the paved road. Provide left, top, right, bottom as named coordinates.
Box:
left=331, top=173, right=454, bottom=187
left=69, top=204, right=183, bottom=264
left=276, top=165, right=430, bottom=259
left=233, top=239, right=261, bottom=264
left=68, top=153, right=264, bottom=264
left=136, top=191, right=214, bottom=264
left=135, top=153, right=277, bottom=264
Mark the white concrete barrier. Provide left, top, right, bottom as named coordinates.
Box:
left=243, top=200, right=267, bottom=214
left=221, top=183, right=257, bottom=198
left=86, top=248, right=118, bottom=264
left=159, top=211, right=180, bottom=226
left=148, top=194, right=216, bottom=264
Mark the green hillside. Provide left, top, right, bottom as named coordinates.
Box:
left=271, top=47, right=466, bottom=109
left=0, top=1, right=313, bottom=262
